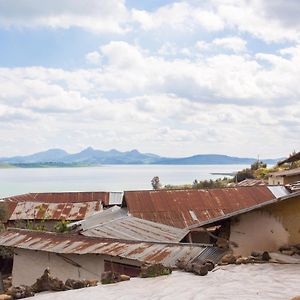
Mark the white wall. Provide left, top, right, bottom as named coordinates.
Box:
left=230, top=211, right=289, bottom=256
left=13, top=249, right=105, bottom=286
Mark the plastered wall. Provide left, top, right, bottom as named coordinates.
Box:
left=230, top=195, right=300, bottom=256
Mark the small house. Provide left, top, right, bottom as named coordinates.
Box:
left=268, top=167, right=300, bottom=185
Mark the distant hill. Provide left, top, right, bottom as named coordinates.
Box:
left=0, top=147, right=282, bottom=166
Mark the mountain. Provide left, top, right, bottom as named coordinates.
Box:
left=0, top=149, right=69, bottom=163
left=0, top=148, right=282, bottom=166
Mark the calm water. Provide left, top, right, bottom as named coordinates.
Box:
left=0, top=164, right=249, bottom=197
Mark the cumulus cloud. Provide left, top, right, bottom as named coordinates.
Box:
left=212, top=36, right=247, bottom=53
left=85, top=51, right=102, bottom=65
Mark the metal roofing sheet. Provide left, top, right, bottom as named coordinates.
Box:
left=108, top=192, right=124, bottom=206
left=236, top=179, right=266, bottom=187
left=1, top=192, right=109, bottom=204
left=0, top=229, right=225, bottom=267
left=268, top=167, right=300, bottom=177
left=8, top=201, right=102, bottom=221
left=124, top=186, right=277, bottom=228
left=278, top=152, right=300, bottom=165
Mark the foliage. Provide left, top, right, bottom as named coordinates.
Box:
left=0, top=204, right=7, bottom=223
left=151, top=176, right=162, bottom=190
left=233, top=168, right=255, bottom=182
left=192, top=178, right=229, bottom=189
left=54, top=220, right=71, bottom=233
left=250, top=161, right=267, bottom=171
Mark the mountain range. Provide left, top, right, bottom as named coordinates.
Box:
left=0, top=147, right=282, bottom=166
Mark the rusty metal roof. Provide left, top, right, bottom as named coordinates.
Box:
left=1, top=192, right=109, bottom=204
left=0, top=229, right=226, bottom=267
left=74, top=206, right=188, bottom=243
left=6, top=201, right=102, bottom=221
left=236, top=179, right=266, bottom=187
left=124, top=186, right=280, bottom=228
left=278, top=152, right=300, bottom=165
left=268, top=167, right=300, bottom=177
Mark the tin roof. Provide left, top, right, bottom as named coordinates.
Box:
left=188, top=190, right=300, bottom=229
left=1, top=192, right=109, bottom=204
left=124, top=186, right=283, bottom=228
left=74, top=206, right=188, bottom=243
left=0, top=229, right=226, bottom=267
left=108, top=192, right=124, bottom=206
left=268, top=167, right=300, bottom=177
left=278, top=152, right=300, bottom=165
left=6, top=201, right=102, bottom=221
left=236, top=179, right=266, bottom=187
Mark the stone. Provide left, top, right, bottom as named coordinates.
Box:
left=31, top=269, right=65, bottom=292
left=192, top=264, right=208, bottom=276
left=6, top=286, right=34, bottom=299
left=204, top=261, right=215, bottom=271
left=120, top=275, right=130, bottom=281
left=262, top=252, right=270, bottom=261
left=221, top=254, right=236, bottom=264
left=140, top=263, right=172, bottom=278
left=65, top=279, right=86, bottom=290
left=281, top=250, right=295, bottom=256
left=101, top=271, right=121, bottom=284
left=251, top=251, right=262, bottom=258
left=0, top=295, right=12, bottom=300
left=235, top=257, right=243, bottom=265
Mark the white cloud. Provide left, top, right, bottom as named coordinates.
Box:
left=0, top=0, right=129, bottom=33
left=85, top=51, right=102, bottom=65
left=212, top=36, right=247, bottom=53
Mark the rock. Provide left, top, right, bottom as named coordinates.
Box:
left=216, top=237, right=229, bottom=249
left=101, top=271, right=121, bottom=284
left=204, top=261, right=215, bottom=271
left=251, top=251, right=262, bottom=258
left=31, top=269, right=65, bottom=292
left=0, top=295, right=12, bottom=300
left=6, top=286, right=34, bottom=299
left=221, top=254, right=236, bottom=264
left=235, top=257, right=243, bottom=265
left=65, top=279, right=86, bottom=290
left=281, top=250, right=295, bottom=256
left=279, top=245, right=291, bottom=251
left=120, top=275, right=130, bottom=281
left=140, top=264, right=172, bottom=278
left=85, top=279, right=98, bottom=287
left=192, top=264, right=208, bottom=276
left=262, top=251, right=270, bottom=261
left=291, top=296, right=300, bottom=300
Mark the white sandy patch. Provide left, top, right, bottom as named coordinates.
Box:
left=30, top=264, right=300, bottom=300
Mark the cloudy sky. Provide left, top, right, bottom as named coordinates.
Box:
left=0, top=0, right=299, bottom=158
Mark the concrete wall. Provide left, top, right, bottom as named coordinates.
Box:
left=230, top=195, right=300, bottom=256
left=268, top=174, right=300, bottom=185
left=12, top=249, right=141, bottom=286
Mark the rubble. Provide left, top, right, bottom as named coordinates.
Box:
left=175, top=259, right=215, bottom=276
left=31, top=269, right=65, bottom=292
left=140, top=263, right=172, bottom=278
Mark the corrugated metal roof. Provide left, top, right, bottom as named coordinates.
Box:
left=236, top=179, right=266, bottom=187
left=1, top=192, right=109, bottom=204
left=188, top=190, right=300, bottom=229
left=0, top=229, right=226, bottom=267
left=267, top=186, right=289, bottom=198
left=278, top=152, right=300, bottom=165
left=7, top=201, right=102, bottom=221
left=286, top=181, right=300, bottom=192
left=268, top=167, right=300, bottom=177
left=124, top=186, right=278, bottom=228
left=108, top=192, right=124, bottom=206
left=76, top=206, right=188, bottom=242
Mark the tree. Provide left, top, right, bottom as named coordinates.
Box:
left=151, top=176, right=162, bottom=190
left=251, top=160, right=267, bottom=171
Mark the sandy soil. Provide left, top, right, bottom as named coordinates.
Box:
left=30, top=264, right=300, bottom=300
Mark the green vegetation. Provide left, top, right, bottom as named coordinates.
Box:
left=53, top=220, right=71, bottom=233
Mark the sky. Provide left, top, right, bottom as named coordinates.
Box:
left=0, top=0, right=299, bottom=158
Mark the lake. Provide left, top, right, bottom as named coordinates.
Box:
left=0, top=164, right=249, bottom=198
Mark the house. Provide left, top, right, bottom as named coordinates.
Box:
left=278, top=151, right=300, bottom=166
left=0, top=229, right=225, bottom=286
left=123, top=186, right=288, bottom=229
left=267, top=167, right=300, bottom=185
left=236, top=178, right=266, bottom=187
left=187, top=190, right=300, bottom=256
left=69, top=206, right=189, bottom=243
left=0, top=192, right=109, bottom=230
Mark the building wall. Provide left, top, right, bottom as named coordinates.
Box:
left=230, top=195, right=300, bottom=256
left=12, top=249, right=142, bottom=287
left=268, top=175, right=300, bottom=185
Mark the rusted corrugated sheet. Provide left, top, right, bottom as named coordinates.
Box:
left=278, top=151, right=300, bottom=165
left=8, top=201, right=102, bottom=221
left=124, top=186, right=277, bottom=228
left=236, top=179, right=266, bottom=187
left=1, top=192, right=109, bottom=204
left=0, top=229, right=226, bottom=267
left=268, top=167, right=300, bottom=177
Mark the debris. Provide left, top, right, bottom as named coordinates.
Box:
left=0, top=295, right=12, bottom=300
left=31, top=269, right=65, bottom=292
left=65, top=279, right=87, bottom=290
left=262, top=252, right=270, bottom=262
left=140, top=264, right=172, bottom=278
left=101, top=271, right=121, bottom=284
left=6, top=286, right=34, bottom=299
left=120, top=275, right=130, bottom=282
left=221, top=254, right=236, bottom=265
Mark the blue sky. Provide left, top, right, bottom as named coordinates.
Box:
left=0, top=0, right=299, bottom=158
